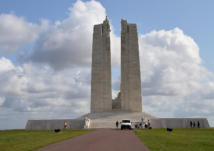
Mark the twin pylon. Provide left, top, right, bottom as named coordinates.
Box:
left=91, top=17, right=142, bottom=113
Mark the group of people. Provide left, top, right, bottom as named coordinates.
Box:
left=115, top=118, right=151, bottom=129
left=190, top=121, right=200, bottom=128
left=135, top=118, right=151, bottom=129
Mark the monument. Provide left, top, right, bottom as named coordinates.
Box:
left=87, top=17, right=209, bottom=129
left=91, top=18, right=142, bottom=113
left=25, top=17, right=210, bottom=130
left=91, top=18, right=112, bottom=113
left=120, top=19, right=142, bottom=112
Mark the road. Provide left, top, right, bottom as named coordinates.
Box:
left=36, top=129, right=150, bottom=151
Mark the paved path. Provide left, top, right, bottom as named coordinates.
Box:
left=36, top=129, right=150, bottom=151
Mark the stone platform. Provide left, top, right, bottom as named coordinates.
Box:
left=25, top=111, right=210, bottom=129
left=25, top=111, right=154, bottom=130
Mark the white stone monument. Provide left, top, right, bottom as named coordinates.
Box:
left=25, top=17, right=210, bottom=130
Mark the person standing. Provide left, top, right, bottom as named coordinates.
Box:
left=190, top=121, right=193, bottom=128
left=148, top=120, right=151, bottom=128
left=193, top=121, right=196, bottom=128
left=116, top=121, right=119, bottom=129
left=64, top=121, right=68, bottom=129
left=197, top=121, right=200, bottom=128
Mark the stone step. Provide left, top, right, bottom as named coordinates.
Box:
left=84, top=111, right=155, bottom=129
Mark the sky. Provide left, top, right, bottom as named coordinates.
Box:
left=0, top=0, right=214, bottom=129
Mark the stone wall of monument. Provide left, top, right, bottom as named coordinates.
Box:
left=120, top=19, right=142, bottom=112
left=91, top=18, right=112, bottom=113
left=150, top=118, right=210, bottom=128
left=25, top=119, right=85, bottom=130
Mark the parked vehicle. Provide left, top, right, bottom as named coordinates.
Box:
left=121, top=120, right=132, bottom=130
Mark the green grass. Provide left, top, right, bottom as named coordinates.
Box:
left=0, top=129, right=93, bottom=151
left=134, top=129, right=214, bottom=151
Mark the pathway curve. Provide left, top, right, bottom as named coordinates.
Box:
left=36, top=129, right=149, bottom=151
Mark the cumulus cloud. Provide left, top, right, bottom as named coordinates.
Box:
left=0, top=57, right=91, bottom=129
left=140, top=28, right=206, bottom=96
left=30, top=0, right=106, bottom=69
left=0, top=57, right=15, bottom=72
left=29, top=0, right=120, bottom=70
left=139, top=28, right=214, bottom=125
left=0, top=14, right=45, bottom=54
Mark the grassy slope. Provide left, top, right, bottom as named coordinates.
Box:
left=0, top=129, right=93, bottom=151
left=134, top=129, right=214, bottom=151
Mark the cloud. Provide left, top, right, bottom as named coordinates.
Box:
left=0, top=57, right=90, bottom=123
left=140, top=28, right=209, bottom=96
left=0, top=14, right=45, bottom=54
left=139, top=28, right=214, bottom=126
left=28, top=0, right=120, bottom=70
left=30, top=0, right=107, bottom=70
left=0, top=57, right=15, bottom=72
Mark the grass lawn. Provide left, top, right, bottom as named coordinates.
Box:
left=0, top=129, right=93, bottom=151
left=134, top=128, right=214, bottom=151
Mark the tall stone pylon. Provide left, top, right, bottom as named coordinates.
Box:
left=91, top=17, right=112, bottom=113
left=120, top=19, right=142, bottom=112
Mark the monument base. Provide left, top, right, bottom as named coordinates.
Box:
left=25, top=111, right=210, bottom=129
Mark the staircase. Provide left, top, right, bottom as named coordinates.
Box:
left=80, top=111, right=156, bottom=129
